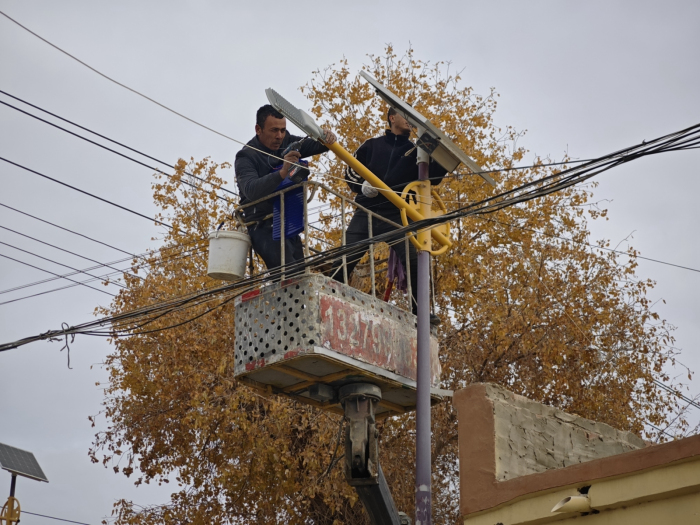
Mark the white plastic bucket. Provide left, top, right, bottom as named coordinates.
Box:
left=207, top=230, right=251, bottom=281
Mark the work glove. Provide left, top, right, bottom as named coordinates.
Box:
left=362, top=180, right=379, bottom=198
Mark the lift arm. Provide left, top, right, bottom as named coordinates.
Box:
left=339, top=384, right=410, bottom=525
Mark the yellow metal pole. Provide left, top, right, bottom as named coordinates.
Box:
left=326, top=142, right=451, bottom=249
left=416, top=179, right=432, bottom=250
left=1, top=496, right=20, bottom=525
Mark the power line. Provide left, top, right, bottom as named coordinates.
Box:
left=0, top=201, right=137, bottom=258
left=0, top=89, right=595, bottom=202
left=0, top=281, right=104, bottom=306
left=478, top=217, right=700, bottom=275
left=0, top=239, right=124, bottom=289
left=0, top=239, right=208, bottom=299
left=653, top=379, right=700, bottom=411
left=646, top=422, right=674, bottom=439
left=0, top=97, right=236, bottom=203
left=0, top=252, right=114, bottom=297
left=0, top=223, right=142, bottom=281
left=22, top=510, right=91, bottom=525
left=4, top=6, right=698, bottom=212
left=0, top=157, right=172, bottom=228
left=0, top=9, right=318, bottom=174
left=0, top=89, right=239, bottom=198
left=0, top=252, right=134, bottom=296
left=0, top=102, right=698, bottom=351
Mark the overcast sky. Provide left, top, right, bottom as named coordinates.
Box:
left=1, top=1, right=698, bottom=523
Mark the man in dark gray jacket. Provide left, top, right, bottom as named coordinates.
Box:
left=235, top=104, right=336, bottom=271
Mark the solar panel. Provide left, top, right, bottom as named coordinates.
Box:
left=0, top=443, right=48, bottom=482
left=359, top=71, right=497, bottom=187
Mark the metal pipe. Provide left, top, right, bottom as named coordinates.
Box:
left=341, top=196, right=348, bottom=284
left=9, top=474, right=16, bottom=497
left=415, top=146, right=432, bottom=525
left=368, top=211, right=375, bottom=297
left=280, top=191, right=285, bottom=281
left=405, top=236, right=412, bottom=310
left=303, top=182, right=310, bottom=273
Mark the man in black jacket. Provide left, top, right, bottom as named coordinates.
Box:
left=235, top=104, right=336, bottom=271
left=332, top=108, right=447, bottom=315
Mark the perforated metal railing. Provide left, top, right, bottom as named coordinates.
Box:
left=229, top=180, right=415, bottom=311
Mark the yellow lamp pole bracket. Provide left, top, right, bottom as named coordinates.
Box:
left=0, top=496, right=20, bottom=525
left=325, top=142, right=453, bottom=250
left=398, top=181, right=451, bottom=256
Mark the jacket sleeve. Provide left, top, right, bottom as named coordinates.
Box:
left=344, top=140, right=370, bottom=194
left=235, top=155, right=283, bottom=203
left=298, top=136, right=329, bottom=158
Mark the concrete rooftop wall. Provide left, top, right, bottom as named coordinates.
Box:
left=482, top=383, right=646, bottom=481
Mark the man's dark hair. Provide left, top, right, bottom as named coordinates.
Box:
left=387, top=107, right=397, bottom=127
left=256, top=104, right=284, bottom=129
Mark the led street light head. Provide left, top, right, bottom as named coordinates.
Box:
left=265, top=88, right=325, bottom=142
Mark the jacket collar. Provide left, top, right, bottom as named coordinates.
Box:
left=384, top=129, right=411, bottom=146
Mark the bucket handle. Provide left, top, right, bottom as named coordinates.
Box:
left=214, top=209, right=246, bottom=237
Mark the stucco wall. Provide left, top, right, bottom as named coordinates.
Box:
left=482, top=384, right=646, bottom=481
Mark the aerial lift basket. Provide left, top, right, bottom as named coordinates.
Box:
left=233, top=274, right=446, bottom=418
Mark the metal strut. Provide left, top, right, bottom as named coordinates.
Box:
left=339, top=384, right=410, bottom=525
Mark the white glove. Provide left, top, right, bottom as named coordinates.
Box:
left=362, top=180, right=379, bottom=198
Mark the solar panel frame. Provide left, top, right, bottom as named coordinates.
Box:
left=0, top=443, right=48, bottom=482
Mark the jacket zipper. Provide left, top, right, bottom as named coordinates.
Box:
left=384, top=134, right=398, bottom=180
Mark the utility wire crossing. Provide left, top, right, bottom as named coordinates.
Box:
left=1, top=117, right=698, bottom=351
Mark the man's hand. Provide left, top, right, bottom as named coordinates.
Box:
left=279, top=150, right=301, bottom=179
left=322, top=128, right=337, bottom=145
left=362, top=180, right=379, bottom=198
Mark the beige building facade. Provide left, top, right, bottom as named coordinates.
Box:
left=454, top=383, right=700, bottom=524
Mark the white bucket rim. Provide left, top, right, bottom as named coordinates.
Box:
left=208, top=229, right=251, bottom=241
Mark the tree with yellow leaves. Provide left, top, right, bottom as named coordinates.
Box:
left=92, top=46, right=686, bottom=524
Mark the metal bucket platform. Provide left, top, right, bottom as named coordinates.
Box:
left=234, top=274, right=446, bottom=417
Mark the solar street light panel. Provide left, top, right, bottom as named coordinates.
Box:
left=0, top=442, right=48, bottom=482
left=359, top=71, right=497, bottom=187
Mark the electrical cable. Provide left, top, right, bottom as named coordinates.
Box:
left=653, top=379, right=700, bottom=411
left=646, top=422, right=674, bottom=439
left=0, top=90, right=601, bottom=208
left=0, top=201, right=138, bottom=258
left=0, top=97, right=235, bottom=204
left=0, top=89, right=239, bottom=197
left=0, top=237, right=209, bottom=301
left=0, top=223, right=143, bottom=281
left=0, top=241, right=209, bottom=302
left=4, top=7, right=698, bottom=210
left=0, top=157, right=172, bottom=228
left=0, top=9, right=327, bottom=177
left=478, top=217, right=700, bottom=274
left=0, top=240, right=211, bottom=306
left=21, top=510, right=91, bottom=525
left=0, top=252, right=115, bottom=297
left=0, top=108, right=698, bottom=351
left=0, top=239, right=123, bottom=290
